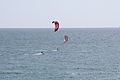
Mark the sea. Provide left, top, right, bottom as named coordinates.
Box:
left=0, top=28, right=120, bottom=80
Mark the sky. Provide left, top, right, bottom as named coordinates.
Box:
left=0, top=0, right=120, bottom=28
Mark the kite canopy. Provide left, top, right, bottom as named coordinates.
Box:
left=52, top=21, right=59, bottom=32
left=64, top=35, right=68, bottom=43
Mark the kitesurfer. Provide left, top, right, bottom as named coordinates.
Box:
left=41, top=51, right=44, bottom=55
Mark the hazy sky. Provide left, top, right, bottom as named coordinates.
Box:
left=0, top=0, right=120, bottom=28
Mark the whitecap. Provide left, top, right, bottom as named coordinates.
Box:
left=52, top=50, right=58, bottom=51
left=33, top=53, right=43, bottom=55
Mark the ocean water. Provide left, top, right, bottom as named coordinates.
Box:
left=0, top=28, right=120, bottom=80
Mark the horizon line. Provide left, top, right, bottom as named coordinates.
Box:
left=0, top=27, right=119, bottom=29
left=0, top=26, right=119, bottom=28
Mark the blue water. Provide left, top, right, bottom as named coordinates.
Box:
left=0, top=28, right=120, bottom=80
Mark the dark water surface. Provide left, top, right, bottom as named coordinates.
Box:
left=0, top=28, right=120, bottom=80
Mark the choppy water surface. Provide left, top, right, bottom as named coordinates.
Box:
left=0, top=28, right=120, bottom=80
